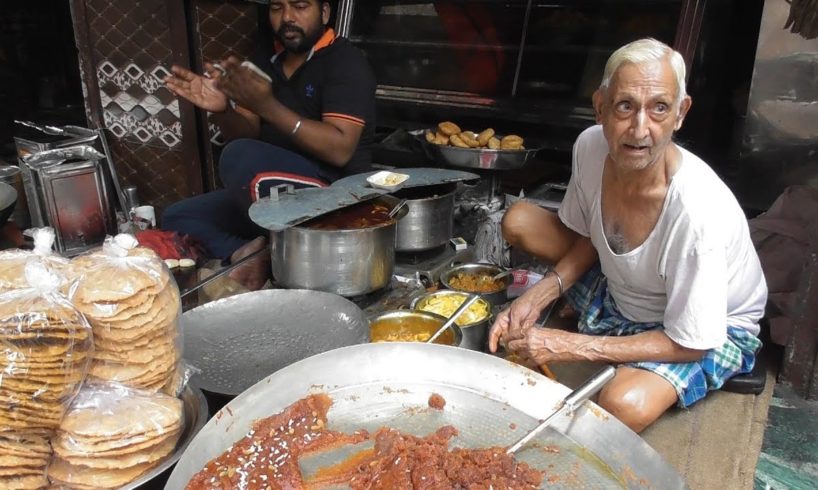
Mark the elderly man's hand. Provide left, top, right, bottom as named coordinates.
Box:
left=505, top=327, right=577, bottom=365
left=488, top=290, right=551, bottom=353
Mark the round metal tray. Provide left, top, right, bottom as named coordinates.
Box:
left=124, top=384, right=208, bottom=489
left=412, top=129, right=540, bottom=170
left=166, top=343, right=686, bottom=489
left=181, top=290, right=369, bottom=395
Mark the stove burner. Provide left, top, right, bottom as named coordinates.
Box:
left=395, top=244, right=448, bottom=265
left=394, top=243, right=474, bottom=287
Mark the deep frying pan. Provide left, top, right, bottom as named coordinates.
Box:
left=0, top=182, right=17, bottom=227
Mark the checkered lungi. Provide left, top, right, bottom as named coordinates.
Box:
left=563, top=264, right=762, bottom=408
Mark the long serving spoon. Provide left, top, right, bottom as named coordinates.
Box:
left=387, top=199, right=408, bottom=219
left=426, top=294, right=480, bottom=344
left=506, top=365, right=616, bottom=454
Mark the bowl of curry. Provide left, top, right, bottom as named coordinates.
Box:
left=410, top=290, right=492, bottom=351
left=440, top=263, right=510, bottom=307
left=369, top=310, right=462, bottom=347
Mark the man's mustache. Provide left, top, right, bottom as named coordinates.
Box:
left=277, top=25, right=305, bottom=37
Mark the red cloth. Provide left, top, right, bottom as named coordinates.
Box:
left=136, top=230, right=204, bottom=262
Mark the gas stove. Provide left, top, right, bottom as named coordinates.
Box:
left=393, top=239, right=474, bottom=287
left=348, top=240, right=474, bottom=316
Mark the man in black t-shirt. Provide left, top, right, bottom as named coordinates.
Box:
left=162, top=0, right=376, bottom=290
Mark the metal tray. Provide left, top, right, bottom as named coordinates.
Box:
left=166, top=343, right=686, bottom=489
left=412, top=129, right=540, bottom=170
left=124, top=383, right=209, bottom=489
left=181, top=290, right=369, bottom=395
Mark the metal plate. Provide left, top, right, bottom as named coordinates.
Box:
left=167, top=343, right=687, bottom=489
left=249, top=168, right=477, bottom=231
left=0, top=182, right=16, bottom=226
left=412, top=130, right=540, bottom=170
left=125, top=384, right=208, bottom=489
left=181, top=290, right=368, bottom=395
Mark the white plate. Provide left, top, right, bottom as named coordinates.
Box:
left=366, top=170, right=410, bottom=191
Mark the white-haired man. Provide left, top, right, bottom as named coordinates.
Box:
left=489, top=38, right=767, bottom=432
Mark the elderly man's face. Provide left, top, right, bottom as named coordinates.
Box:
left=593, top=59, right=692, bottom=171
left=269, top=1, right=329, bottom=54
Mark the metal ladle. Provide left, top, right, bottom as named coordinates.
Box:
left=491, top=269, right=513, bottom=282
left=507, top=365, right=616, bottom=454
left=387, top=199, right=408, bottom=219
left=426, top=293, right=480, bottom=344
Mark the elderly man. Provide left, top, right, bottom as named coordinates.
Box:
left=489, top=38, right=767, bottom=432
left=162, top=0, right=375, bottom=289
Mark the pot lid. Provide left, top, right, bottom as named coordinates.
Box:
left=249, top=167, right=477, bottom=231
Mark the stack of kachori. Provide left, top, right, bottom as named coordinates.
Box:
left=69, top=242, right=182, bottom=393
left=0, top=291, right=93, bottom=434
left=48, top=385, right=184, bottom=489
left=0, top=432, right=51, bottom=489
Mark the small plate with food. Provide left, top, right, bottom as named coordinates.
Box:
left=366, top=170, right=410, bottom=191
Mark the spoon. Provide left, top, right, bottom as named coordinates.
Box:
left=426, top=294, right=480, bottom=344
left=387, top=199, right=408, bottom=219
left=506, top=365, right=616, bottom=454
left=491, top=269, right=513, bottom=282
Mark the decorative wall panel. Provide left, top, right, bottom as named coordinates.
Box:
left=72, top=0, right=202, bottom=211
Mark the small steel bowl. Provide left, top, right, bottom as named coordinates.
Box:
left=440, top=263, right=510, bottom=307
left=369, top=310, right=462, bottom=347
left=410, top=290, right=492, bottom=351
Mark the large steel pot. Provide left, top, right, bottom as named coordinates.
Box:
left=394, top=183, right=455, bottom=252
left=270, top=195, right=408, bottom=296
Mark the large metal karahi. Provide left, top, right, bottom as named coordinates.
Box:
left=167, top=343, right=687, bottom=489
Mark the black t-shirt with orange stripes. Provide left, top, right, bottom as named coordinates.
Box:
left=251, top=29, right=376, bottom=179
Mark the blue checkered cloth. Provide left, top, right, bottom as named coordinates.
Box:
left=563, top=264, right=762, bottom=408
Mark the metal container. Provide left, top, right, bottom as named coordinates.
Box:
left=270, top=195, right=408, bottom=296
left=414, top=130, right=540, bottom=170
left=0, top=182, right=16, bottom=227
left=369, top=309, right=462, bottom=347
left=394, top=183, right=456, bottom=252
left=14, top=123, right=100, bottom=227
left=21, top=146, right=116, bottom=256
left=182, top=289, right=368, bottom=396
left=440, top=262, right=511, bottom=307
left=0, top=165, right=29, bottom=228
left=166, top=343, right=687, bottom=490
left=411, top=290, right=492, bottom=351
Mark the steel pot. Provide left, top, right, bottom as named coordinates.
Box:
left=440, top=262, right=511, bottom=307
left=411, top=290, right=492, bottom=351
left=270, top=195, right=408, bottom=296
left=394, top=183, right=455, bottom=252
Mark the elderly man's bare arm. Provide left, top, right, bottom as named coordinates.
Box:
left=505, top=328, right=706, bottom=365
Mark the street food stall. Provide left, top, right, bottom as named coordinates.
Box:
left=5, top=0, right=809, bottom=488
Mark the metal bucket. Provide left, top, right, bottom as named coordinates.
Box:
left=270, top=195, right=408, bottom=296
left=394, top=183, right=455, bottom=252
